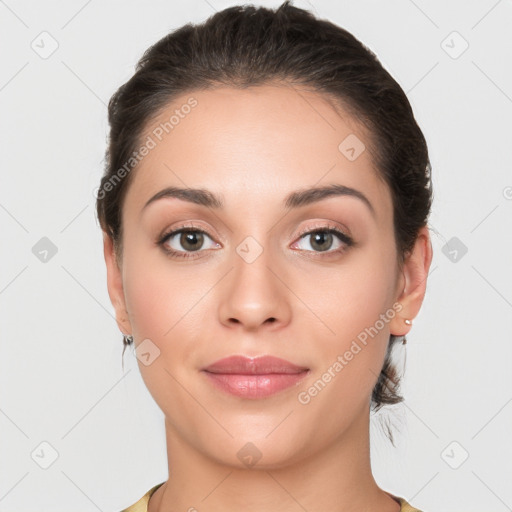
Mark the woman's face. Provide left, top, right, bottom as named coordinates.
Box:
left=108, top=84, right=414, bottom=468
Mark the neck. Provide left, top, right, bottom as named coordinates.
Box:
left=149, top=407, right=400, bottom=512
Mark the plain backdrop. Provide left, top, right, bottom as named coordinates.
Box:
left=1, top=1, right=511, bottom=511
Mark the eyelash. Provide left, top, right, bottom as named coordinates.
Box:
left=157, top=222, right=354, bottom=260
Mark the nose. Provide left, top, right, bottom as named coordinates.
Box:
left=217, top=244, right=292, bottom=332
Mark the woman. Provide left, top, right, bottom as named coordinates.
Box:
left=96, top=2, right=433, bottom=511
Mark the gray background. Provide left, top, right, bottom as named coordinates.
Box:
left=1, top=0, right=511, bottom=511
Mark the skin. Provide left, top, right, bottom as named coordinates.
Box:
left=103, top=83, right=432, bottom=512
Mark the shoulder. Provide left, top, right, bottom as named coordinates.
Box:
left=386, top=491, right=423, bottom=512
left=119, top=484, right=422, bottom=512
left=119, top=482, right=165, bottom=512
left=395, top=495, right=424, bottom=512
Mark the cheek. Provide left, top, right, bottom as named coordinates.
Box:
left=121, top=253, right=208, bottom=406
left=121, top=228, right=194, bottom=336
left=123, top=260, right=202, bottom=341
left=123, top=269, right=169, bottom=339
left=290, top=241, right=398, bottom=406
left=293, top=244, right=398, bottom=349
left=294, top=266, right=396, bottom=426
left=121, top=242, right=216, bottom=383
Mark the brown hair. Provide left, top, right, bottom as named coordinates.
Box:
left=96, top=1, right=432, bottom=416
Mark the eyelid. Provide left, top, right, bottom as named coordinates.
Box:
left=158, top=221, right=351, bottom=243
left=294, top=221, right=353, bottom=243
left=157, top=221, right=216, bottom=244
left=157, top=220, right=354, bottom=259
left=290, top=222, right=354, bottom=255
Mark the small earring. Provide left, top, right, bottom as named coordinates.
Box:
left=404, top=319, right=412, bottom=325
left=122, top=334, right=134, bottom=345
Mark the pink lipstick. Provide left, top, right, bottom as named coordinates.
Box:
left=202, top=355, right=309, bottom=399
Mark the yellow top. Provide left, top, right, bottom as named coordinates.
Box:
left=120, top=482, right=423, bottom=512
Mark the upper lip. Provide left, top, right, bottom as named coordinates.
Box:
left=202, top=355, right=309, bottom=375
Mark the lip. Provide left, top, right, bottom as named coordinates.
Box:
left=201, top=355, right=310, bottom=399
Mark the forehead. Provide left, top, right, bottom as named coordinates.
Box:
left=124, top=83, right=392, bottom=220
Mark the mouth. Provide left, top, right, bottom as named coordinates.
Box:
left=201, top=355, right=310, bottom=399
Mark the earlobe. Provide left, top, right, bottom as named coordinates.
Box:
left=103, top=232, right=132, bottom=336
left=390, top=226, right=433, bottom=336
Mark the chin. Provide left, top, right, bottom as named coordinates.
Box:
left=196, top=422, right=315, bottom=471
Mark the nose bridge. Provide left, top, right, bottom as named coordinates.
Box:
left=218, top=232, right=291, bottom=330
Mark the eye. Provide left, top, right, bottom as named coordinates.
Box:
left=157, top=222, right=354, bottom=260
left=291, top=224, right=354, bottom=255
left=157, top=223, right=220, bottom=259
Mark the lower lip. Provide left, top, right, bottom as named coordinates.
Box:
left=202, top=371, right=309, bottom=399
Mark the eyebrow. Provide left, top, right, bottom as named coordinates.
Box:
left=142, top=183, right=375, bottom=217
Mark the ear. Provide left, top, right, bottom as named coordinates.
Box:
left=103, top=232, right=132, bottom=336
left=389, top=225, right=433, bottom=336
